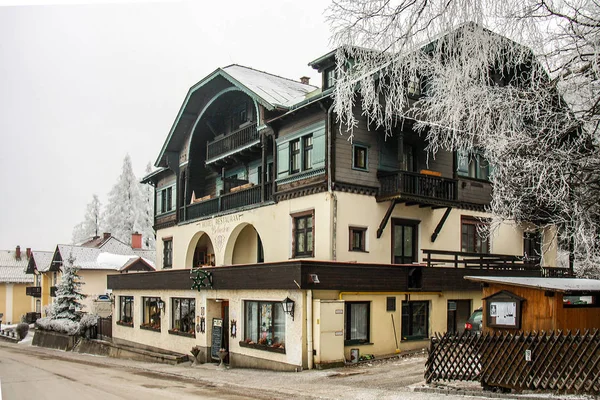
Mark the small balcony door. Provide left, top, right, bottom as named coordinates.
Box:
left=392, top=219, right=419, bottom=264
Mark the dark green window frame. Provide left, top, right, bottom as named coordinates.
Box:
left=402, top=301, right=429, bottom=340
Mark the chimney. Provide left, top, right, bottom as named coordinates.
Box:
left=26, top=248, right=31, bottom=259
left=103, top=232, right=111, bottom=241
left=131, top=232, right=142, bottom=249
left=300, top=76, right=310, bottom=85
left=15, top=245, right=21, bottom=260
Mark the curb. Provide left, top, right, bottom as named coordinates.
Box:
left=413, top=385, right=587, bottom=400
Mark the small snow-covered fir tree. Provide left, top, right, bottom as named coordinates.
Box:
left=53, top=255, right=86, bottom=322
left=104, top=154, right=144, bottom=245
left=72, top=194, right=103, bottom=244
left=139, top=162, right=156, bottom=249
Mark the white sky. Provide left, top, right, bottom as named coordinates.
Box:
left=0, top=0, right=332, bottom=251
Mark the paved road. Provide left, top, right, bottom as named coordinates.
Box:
left=0, top=344, right=263, bottom=400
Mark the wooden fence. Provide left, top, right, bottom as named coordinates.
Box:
left=426, top=330, right=600, bottom=395
left=97, top=317, right=112, bottom=340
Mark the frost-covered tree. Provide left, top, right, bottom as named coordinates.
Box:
left=327, top=0, right=600, bottom=277
left=53, top=255, right=85, bottom=322
left=72, top=194, right=103, bottom=244
left=104, top=154, right=144, bottom=246
left=139, top=162, right=156, bottom=249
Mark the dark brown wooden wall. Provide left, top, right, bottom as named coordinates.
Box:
left=457, top=178, right=492, bottom=205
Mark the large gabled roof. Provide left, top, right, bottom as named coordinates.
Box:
left=26, top=250, right=54, bottom=274
left=155, top=64, right=319, bottom=167
left=0, top=250, right=32, bottom=283
left=54, top=244, right=155, bottom=272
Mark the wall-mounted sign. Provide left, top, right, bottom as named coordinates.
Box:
left=191, top=268, right=213, bottom=290
left=484, top=290, right=525, bottom=330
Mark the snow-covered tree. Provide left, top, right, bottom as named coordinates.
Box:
left=104, top=154, right=144, bottom=246
left=53, top=255, right=85, bottom=322
left=327, top=0, right=600, bottom=277
left=139, top=162, right=156, bottom=249
left=72, top=194, right=103, bottom=244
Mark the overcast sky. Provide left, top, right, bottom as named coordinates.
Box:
left=0, top=0, right=331, bottom=252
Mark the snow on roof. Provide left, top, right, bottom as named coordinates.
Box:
left=464, top=276, right=600, bottom=292
left=0, top=250, right=33, bottom=283
left=57, top=244, right=156, bottom=271
left=31, top=251, right=54, bottom=273
left=97, top=252, right=138, bottom=270
left=223, top=64, right=319, bottom=108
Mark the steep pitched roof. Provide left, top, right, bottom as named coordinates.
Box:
left=0, top=250, right=33, bottom=283
left=26, top=250, right=54, bottom=274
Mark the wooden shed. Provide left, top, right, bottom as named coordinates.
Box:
left=464, top=276, right=600, bottom=332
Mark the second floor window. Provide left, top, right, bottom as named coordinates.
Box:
left=461, top=217, right=489, bottom=253
left=523, top=231, right=542, bottom=262
left=349, top=227, right=367, bottom=252
left=289, top=134, right=313, bottom=175
left=303, top=135, right=313, bottom=170
left=157, top=185, right=175, bottom=215
left=352, top=144, right=368, bottom=171
left=457, top=150, right=491, bottom=181
left=293, top=212, right=314, bottom=258
left=290, top=139, right=300, bottom=173
left=163, top=239, right=173, bottom=269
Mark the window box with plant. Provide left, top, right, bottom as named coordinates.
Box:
left=241, top=300, right=286, bottom=353
left=117, top=296, right=134, bottom=327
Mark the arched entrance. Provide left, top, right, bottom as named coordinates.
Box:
left=224, top=223, right=264, bottom=265
left=186, top=231, right=216, bottom=268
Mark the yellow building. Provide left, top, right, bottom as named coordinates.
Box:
left=107, top=47, right=562, bottom=370
left=0, top=246, right=36, bottom=325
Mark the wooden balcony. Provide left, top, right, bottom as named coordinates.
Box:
left=26, top=286, right=41, bottom=297
left=422, top=249, right=541, bottom=270
left=179, top=182, right=273, bottom=222
left=378, top=170, right=457, bottom=205
left=50, top=286, right=57, bottom=297
left=206, top=123, right=259, bottom=163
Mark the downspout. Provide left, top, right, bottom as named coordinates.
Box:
left=327, top=104, right=337, bottom=261
left=306, top=289, right=313, bottom=370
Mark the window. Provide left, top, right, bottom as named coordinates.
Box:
left=244, top=301, right=285, bottom=349
left=290, top=139, right=300, bottom=174
left=402, top=301, right=429, bottom=340
left=303, top=135, right=313, bottom=170
left=456, top=150, right=490, bottom=180
left=563, top=294, right=598, bottom=308
left=392, top=219, right=418, bottom=264
left=401, top=144, right=417, bottom=172
left=523, top=231, right=542, bottom=262
left=34, top=274, right=39, bottom=286
left=141, top=297, right=162, bottom=331
left=352, top=144, right=368, bottom=171
left=118, top=296, right=134, bottom=327
left=36, top=299, right=41, bottom=313
left=257, top=162, right=274, bottom=185
left=163, top=239, right=173, bottom=269
left=170, top=298, right=195, bottom=336
left=349, top=227, right=367, bottom=252
left=324, top=67, right=336, bottom=89
left=461, top=217, right=489, bottom=253
left=160, top=187, right=173, bottom=214
left=293, top=212, right=314, bottom=258
left=407, top=76, right=421, bottom=97
left=345, top=301, right=370, bottom=344
left=386, top=297, right=396, bottom=312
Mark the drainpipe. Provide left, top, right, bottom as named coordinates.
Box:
left=307, top=289, right=313, bottom=370
left=326, top=104, right=337, bottom=261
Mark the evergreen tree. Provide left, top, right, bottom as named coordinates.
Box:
left=72, top=194, right=103, bottom=244
left=53, top=255, right=85, bottom=322
left=139, top=162, right=156, bottom=249
left=104, top=154, right=144, bottom=245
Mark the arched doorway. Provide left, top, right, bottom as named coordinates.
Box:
left=186, top=232, right=216, bottom=268
left=224, top=223, right=264, bottom=265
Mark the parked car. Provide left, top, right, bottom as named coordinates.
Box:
left=465, top=307, right=483, bottom=333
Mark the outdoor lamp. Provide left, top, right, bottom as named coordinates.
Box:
left=282, top=297, right=295, bottom=321
left=157, top=299, right=165, bottom=310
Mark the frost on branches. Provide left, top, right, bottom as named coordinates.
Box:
left=72, top=194, right=103, bottom=244
left=327, top=0, right=600, bottom=277
left=53, top=255, right=86, bottom=322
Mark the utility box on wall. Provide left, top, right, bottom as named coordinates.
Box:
left=313, top=299, right=345, bottom=369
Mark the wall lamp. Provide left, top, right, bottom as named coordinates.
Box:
left=282, top=297, right=295, bottom=321
left=157, top=299, right=165, bottom=310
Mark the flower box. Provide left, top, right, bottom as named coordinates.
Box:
left=239, top=340, right=286, bottom=354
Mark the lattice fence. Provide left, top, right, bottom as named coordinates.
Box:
left=426, top=330, right=600, bottom=394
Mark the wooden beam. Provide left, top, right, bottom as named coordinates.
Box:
left=430, top=207, right=452, bottom=243
left=377, top=200, right=398, bottom=238
left=405, top=202, right=419, bottom=207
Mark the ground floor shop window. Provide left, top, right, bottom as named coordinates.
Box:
left=402, top=301, right=429, bottom=340
left=243, top=301, right=285, bottom=351
left=170, top=298, right=195, bottom=336
left=141, top=297, right=162, bottom=331
left=117, top=296, right=133, bottom=327
left=345, top=301, right=370, bottom=345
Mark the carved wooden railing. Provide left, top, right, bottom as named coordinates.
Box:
left=379, top=171, right=457, bottom=201
left=422, top=249, right=540, bottom=270
left=206, top=123, right=259, bottom=161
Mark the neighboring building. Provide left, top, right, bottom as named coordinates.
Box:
left=26, top=233, right=155, bottom=317
left=24, top=250, right=54, bottom=316
left=107, top=43, right=562, bottom=370
left=465, top=276, right=600, bottom=333
left=0, top=246, right=35, bottom=324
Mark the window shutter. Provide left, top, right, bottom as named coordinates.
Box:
left=312, top=127, right=326, bottom=169
left=170, top=186, right=176, bottom=210
left=277, top=141, right=290, bottom=178
left=156, top=190, right=162, bottom=215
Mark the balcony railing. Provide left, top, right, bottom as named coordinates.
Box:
left=26, top=286, right=42, bottom=297
left=206, top=123, right=259, bottom=162
left=379, top=171, right=457, bottom=202
left=422, top=249, right=540, bottom=270
left=179, top=182, right=273, bottom=222
left=50, top=286, right=57, bottom=297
